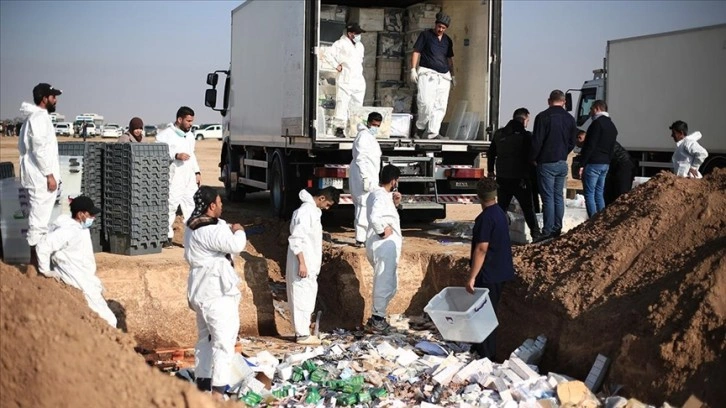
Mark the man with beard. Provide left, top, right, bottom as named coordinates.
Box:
left=156, top=106, right=201, bottom=248
left=18, top=83, right=63, bottom=276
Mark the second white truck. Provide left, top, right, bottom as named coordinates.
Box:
left=568, top=24, right=726, bottom=176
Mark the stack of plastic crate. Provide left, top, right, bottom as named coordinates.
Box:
left=103, top=143, right=169, bottom=256
left=58, top=141, right=106, bottom=252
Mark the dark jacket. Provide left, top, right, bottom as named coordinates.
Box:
left=581, top=114, right=618, bottom=166
left=530, top=105, right=577, bottom=164
left=488, top=119, right=531, bottom=179
left=610, top=141, right=634, bottom=171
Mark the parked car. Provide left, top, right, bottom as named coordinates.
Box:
left=101, top=123, right=123, bottom=138
left=195, top=124, right=223, bottom=140
left=55, top=122, right=74, bottom=136
left=144, top=125, right=158, bottom=137
left=84, top=123, right=98, bottom=137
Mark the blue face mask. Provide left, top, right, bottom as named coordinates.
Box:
left=369, top=126, right=379, bottom=136
left=82, top=217, right=95, bottom=229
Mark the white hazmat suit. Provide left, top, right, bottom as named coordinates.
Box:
left=366, top=187, right=402, bottom=318
left=672, top=131, right=709, bottom=178
left=156, top=125, right=201, bottom=239
left=415, top=66, right=452, bottom=138
left=324, top=35, right=366, bottom=132
left=184, top=218, right=247, bottom=389
left=18, top=102, right=60, bottom=246
left=349, top=124, right=382, bottom=243
left=36, top=215, right=117, bottom=327
left=286, top=190, right=324, bottom=338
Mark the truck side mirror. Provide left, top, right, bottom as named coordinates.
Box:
left=205, top=89, right=217, bottom=108
left=565, top=93, right=573, bottom=112
left=207, top=73, right=219, bottom=87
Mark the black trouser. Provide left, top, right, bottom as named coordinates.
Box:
left=472, top=281, right=504, bottom=361
left=604, top=166, right=633, bottom=206
left=497, top=177, right=540, bottom=234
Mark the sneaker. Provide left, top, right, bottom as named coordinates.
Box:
left=353, top=241, right=365, bottom=248
left=335, top=127, right=345, bottom=138
left=530, top=230, right=543, bottom=241
left=432, top=134, right=449, bottom=140
left=532, top=234, right=553, bottom=244
left=162, top=239, right=175, bottom=249
left=365, top=316, right=392, bottom=334
left=296, top=335, right=322, bottom=345
left=412, top=127, right=425, bottom=139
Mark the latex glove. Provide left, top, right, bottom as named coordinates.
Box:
left=410, top=69, right=418, bottom=84
left=451, top=76, right=457, bottom=87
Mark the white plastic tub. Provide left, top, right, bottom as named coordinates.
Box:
left=423, top=287, right=499, bottom=343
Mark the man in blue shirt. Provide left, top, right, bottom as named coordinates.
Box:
left=466, top=177, right=514, bottom=361
left=410, top=12, right=455, bottom=140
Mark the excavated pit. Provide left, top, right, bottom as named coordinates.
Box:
left=1, top=170, right=724, bottom=407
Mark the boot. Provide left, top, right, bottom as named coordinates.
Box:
left=195, top=377, right=212, bottom=392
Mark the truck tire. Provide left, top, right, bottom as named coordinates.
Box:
left=196, top=134, right=205, bottom=140
left=702, top=156, right=726, bottom=175
left=269, top=151, right=298, bottom=219
left=222, top=146, right=246, bottom=202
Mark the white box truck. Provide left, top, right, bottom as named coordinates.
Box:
left=567, top=24, right=726, bottom=176
left=204, top=0, right=502, bottom=218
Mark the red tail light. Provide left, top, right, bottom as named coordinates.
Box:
left=313, top=167, right=348, bottom=178
left=445, top=168, right=484, bottom=179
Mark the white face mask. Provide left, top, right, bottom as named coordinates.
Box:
left=82, top=217, right=95, bottom=229
left=369, top=126, right=379, bottom=136
left=353, top=34, right=361, bottom=43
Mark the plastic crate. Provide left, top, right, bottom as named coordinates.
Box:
left=58, top=141, right=87, bottom=157
left=423, top=287, right=499, bottom=343
left=0, top=162, right=15, bottom=180
left=107, top=233, right=163, bottom=256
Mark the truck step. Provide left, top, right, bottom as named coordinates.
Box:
left=399, top=202, right=445, bottom=211
left=398, top=176, right=436, bottom=183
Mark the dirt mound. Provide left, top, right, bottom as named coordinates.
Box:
left=510, top=170, right=726, bottom=405
left=0, top=264, right=225, bottom=408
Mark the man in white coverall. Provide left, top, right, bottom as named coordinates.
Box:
left=286, top=187, right=340, bottom=345
left=36, top=196, right=117, bottom=327
left=669, top=120, right=709, bottom=178
left=410, top=12, right=455, bottom=140
left=365, top=164, right=403, bottom=333
left=18, top=83, right=63, bottom=275
left=324, top=23, right=366, bottom=137
left=156, top=106, right=201, bottom=248
left=349, top=112, right=383, bottom=248
left=184, top=186, right=247, bottom=398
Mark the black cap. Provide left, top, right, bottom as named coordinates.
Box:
left=435, top=12, right=451, bottom=27
left=346, top=23, right=365, bottom=34
left=70, top=196, right=101, bottom=216
left=33, top=83, right=62, bottom=100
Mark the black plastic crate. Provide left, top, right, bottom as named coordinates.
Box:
left=0, top=162, right=14, bottom=180
left=58, top=141, right=87, bottom=157
left=107, top=234, right=163, bottom=256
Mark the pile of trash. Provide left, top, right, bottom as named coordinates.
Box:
left=172, top=316, right=671, bottom=407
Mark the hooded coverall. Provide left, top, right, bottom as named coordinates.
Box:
left=36, top=215, right=117, bottom=327
left=184, top=218, right=247, bottom=389
left=324, top=35, right=366, bottom=132
left=156, top=125, right=200, bottom=239
left=365, top=186, right=402, bottom=318
left=18, top=102, right=60, bottom=246
left=672, top=132, right=709, bottom=178
left=349, top=124, right=382, bottom=243
left=285, top=189, right=324, bottom=338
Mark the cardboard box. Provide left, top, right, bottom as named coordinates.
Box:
left=378, top=32, right=404, bottom=58
left=320, top=5, right=348, bottom=22
left=384, top=8, right=404, bottom=32
left=360, top=32, right=378, bottom=67
left=376, top=57, right=403, bottom=81
left=349, top=8, right=385, bottom=32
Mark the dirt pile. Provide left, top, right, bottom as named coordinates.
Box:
left=507, top=170, right=726, bottom=405
left=0, top=264, right=226, bottom=408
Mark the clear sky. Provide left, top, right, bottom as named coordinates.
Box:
left=1, top=1, right=725, bottom=128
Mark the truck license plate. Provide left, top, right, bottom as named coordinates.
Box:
left=450, top=180, right=476, bottom=189
left=319, top=178, right=343, bottom=189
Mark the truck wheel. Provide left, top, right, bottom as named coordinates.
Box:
left=269, top=151, right=298, bottom=219
left=196, top=134, right=204, bottom=140
left=222, top=148, right=245, bottom=202
left=702, top=156, right=726, bottom=175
